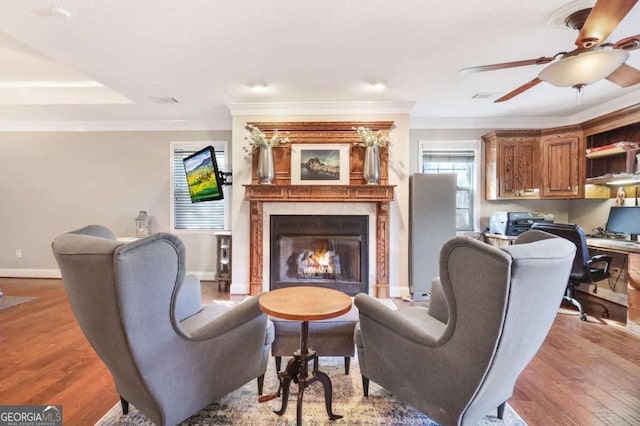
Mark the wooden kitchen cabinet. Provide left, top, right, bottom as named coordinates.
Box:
left=483, top=130, right=540, bottom=200
left=483, top=104, right=640, bottom=201
left=540, top=126, right=583, bottom=198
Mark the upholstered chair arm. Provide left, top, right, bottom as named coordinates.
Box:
left=174, top=274, right=202, bottom=321
left=173, top=296, right=268, bottom=342
left=354, top=294, right=446, bottom=347
left=427, top=277, right=449, bottom=324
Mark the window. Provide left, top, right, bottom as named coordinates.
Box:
left=420, top=141, right=479, bottom=231
left=170, top=141, right=228, bottom=231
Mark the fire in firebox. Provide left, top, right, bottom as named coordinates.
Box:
left=296, top=247, right=341, bottom=280
left=270, top=215, right=368, bottom=295
left=280, top=237, right=359, bottom=283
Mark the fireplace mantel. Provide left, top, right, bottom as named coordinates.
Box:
left=243, top=121, right=396, bottom=298
left=244, top=184, right=395, bottom=202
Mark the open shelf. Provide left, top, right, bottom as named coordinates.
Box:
left=585, top=173, right=640, bottom=185
left=586, top=147, right=640, bottom=184
left=586, top=142, right=639, bottom=159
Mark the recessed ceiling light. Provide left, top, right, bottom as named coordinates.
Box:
left=249, top=83, right=270, bottom=93
left=49, top=7, right=72, bottom=18
left=370, top=81, right=387, bottom=91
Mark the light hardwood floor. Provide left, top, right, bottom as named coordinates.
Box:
left=1, top=277, right=639, bottom=425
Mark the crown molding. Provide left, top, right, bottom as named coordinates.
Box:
left=409, top=115, right=568, bottom=129
left=411, top=90, right=640, bottom=129
left=0, top=119, right=232, bottom=132
left=226, top=101, right=416, bottom=116
left=566, top=88, right=640, bottom=124
left=0, top=93, right=638, bottom=132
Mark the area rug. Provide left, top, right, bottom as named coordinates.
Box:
left=0, top=295, right=37, bottom=312
left=96, top=357, right=526, bottom=426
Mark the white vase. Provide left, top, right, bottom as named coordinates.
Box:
left=257, top=146, right=275, bottom=184
left=363, top=145, right=380, bottom=185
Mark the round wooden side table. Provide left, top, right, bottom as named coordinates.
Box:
left=258, top=286, right=352, bottom=426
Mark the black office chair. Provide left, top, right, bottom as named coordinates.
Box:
left=531, top=222, right=611, bottom=321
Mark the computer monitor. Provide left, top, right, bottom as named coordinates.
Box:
left=605, top=206, right=640, bottom=241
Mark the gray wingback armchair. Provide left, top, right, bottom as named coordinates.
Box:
left=52, top=225, right=274, bottom=426
left=354, top=230, right=575, bottom=426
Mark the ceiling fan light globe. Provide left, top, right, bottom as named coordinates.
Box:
left=538, top=49, right=629, bottom=87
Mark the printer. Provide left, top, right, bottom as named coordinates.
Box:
left=489, top=212, right=554, bottom=236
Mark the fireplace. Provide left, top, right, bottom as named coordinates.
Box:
left=243, top=120, right=395, bottom=297
left=270, top=215, right=368, bottom=296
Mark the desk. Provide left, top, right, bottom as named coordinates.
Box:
left=483, top=233, right=516, bottom=248
left=258, top=287, right=352, bottom=426
left=586, top=238, right=640, bottom=334
left=484, top=233, right=640, bottom=334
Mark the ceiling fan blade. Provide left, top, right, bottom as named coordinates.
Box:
left=614, top=34, right=640, bottom=51
left=459, top=57, right=554, bottom=74
left=606, top=64, right=640, bottom=87
left=494, top=78, right=543, bottom=103
left=576, top=0, right=638, bottom=48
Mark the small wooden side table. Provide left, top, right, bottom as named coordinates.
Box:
left=258, top=286, right=352, bottom=426
left=214, top=231, right=232, bottom=292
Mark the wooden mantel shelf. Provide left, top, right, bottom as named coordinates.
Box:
left=244, top=184, right=395, bottom=202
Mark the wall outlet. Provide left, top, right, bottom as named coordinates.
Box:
left=15, top=249, right=22, bottom=258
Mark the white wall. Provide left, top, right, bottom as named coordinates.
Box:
left=0, top=130, right=231, bottom=278
left=230, top=114, right=410, bottom=297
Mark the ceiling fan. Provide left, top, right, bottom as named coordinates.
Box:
left=461, top=0, right=640, bottom=102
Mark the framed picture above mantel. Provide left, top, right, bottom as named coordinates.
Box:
left=246, top=121, right=394, bottom=185
left=290, top=143, right=350, bottom=185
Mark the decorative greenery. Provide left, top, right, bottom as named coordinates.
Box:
left=244, top=124, right=290, bottom=153
left=353, top=126, right=390, bottom=148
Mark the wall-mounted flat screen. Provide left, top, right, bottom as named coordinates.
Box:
left=182, top=146, right=224, bottom=202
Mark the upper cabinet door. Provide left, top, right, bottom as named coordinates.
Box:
left=540, top=129, right=583, bottom=198
left=500, top=141, right=539, bottom=197
left=484, top=131, right=540, bottom=200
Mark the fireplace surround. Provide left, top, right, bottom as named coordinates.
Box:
left=243, top=121, right=395, bottom=297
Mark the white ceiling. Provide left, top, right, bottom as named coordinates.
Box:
left=0, top=0, right=639, bottom=130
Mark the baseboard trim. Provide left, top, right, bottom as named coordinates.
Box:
left=389, top=285, right=411, bottom=299
left=0, top=269, right=62, bottom=278
left=188, top=272, right=217, bottom=281
left=0, top=268, right=218, bottom=281
left=1, top=270, right=409, bottom=300
left=230, top=283, right=249, bottom=295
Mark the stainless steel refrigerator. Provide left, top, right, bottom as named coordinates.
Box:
left=409, top=173, right=457, bottom=301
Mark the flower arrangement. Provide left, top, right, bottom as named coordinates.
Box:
left=243, top=124, right=290, bottom=153
left=353, top=126, right=390, bottom=148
